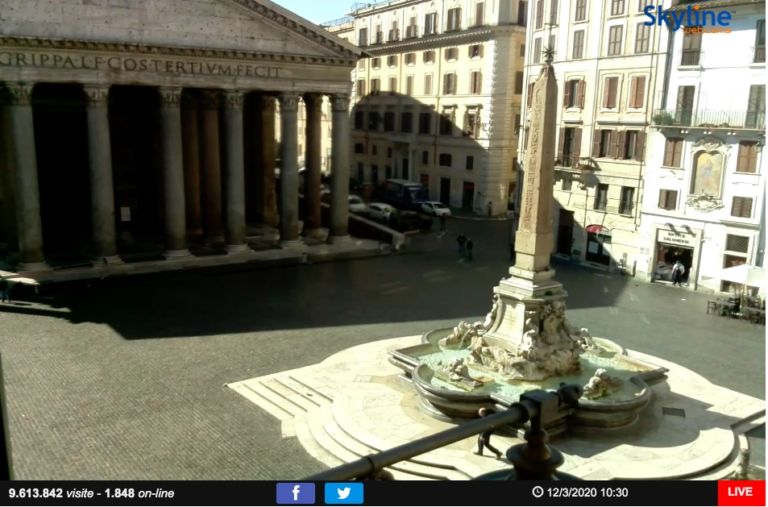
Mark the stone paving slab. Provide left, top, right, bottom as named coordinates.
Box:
left=229, top=335, right=765, bottom=480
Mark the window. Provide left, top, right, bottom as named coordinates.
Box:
left=368, top=110, right=380, bottom=130
left=445, top=47, right=459, bottom=61
left=557, top=127, right=582, bottom=166
left=663, top=138, right=683, bottom=167
left=572, top=30, right=585, bottom=59
left=520, top=44, right=526, bottom=56
left=593, top=130, right=613, bottom=158
left=637, top=0, right=651, bottom=10
left=563, top=79, right=585, bottom=108
left=518, top=1, right=528, bottom=26
left=756, top=20, right=765, bottom=63
left=726, top=234, right=750, bottom=253
left=384, top=111, right=395, bottom=131
left=419, top=112, right=432, bottom=134
left=405, top=53, right=416, bottom=65
left=675, top=85, right=695, bottom=125
left=469, top=44, right=483, bottom=58
left=475, top=2, right=485, bottom=26
left=574, top=0, right=586, bottom=21
left=658, top=189, right=678, bottom=210
left=550, top=0, right=559, bottom=23
left=443, top=73, right=457, bottom=95
left=423, top=50, right=436, bottom=63
left=562, top=178, right=573, bottom=191
left=535, top=0, right=544, bottom=29
left=464, top=108, right=480, bottom=137
left=514, top=72, right=524, bottom=94
left=406, top=17, right=418, bottom=38
left=354, top=111, right=364, bottom=130
left=354, top=143, right=365, bottom=154
left=619, top=186, right=634, bottom=215
left=514, top=113, right=521, bottom=133
left=388, top=77, right=397, bottom=92
left=422, top=151, right=429, bottom=164
left=737, top=142, right=758, bottom=173
left=610, top=0, right=624, bottom=16
left=746, top=84, right=765, bottom=128
left=731, top=197, right=753, bottom=218
left=388, top=21, right=400, bottom=42
left=603, top=76, right=619, bottom=108
left=375, top=26, right=383, bottom=44
left=387, top=55, right=398, bottom=67
left=358, top=59, right=366, bottom=70
left=440, top=108, right=455, bottom=135
left=527, top=82, right=535, bottom=108
left=425, top=13, right=438, bottom=35
left=356, top=79, right=366, bottom=97
left=371, top=78, right=381, bottom=93
left=607, top=25, right=623, bottom=55
left=628, top=76, right=646, bottom=108
left=439, top=153, right=452, bottom=166
left=533, top=37, right=542, bottom=63
left=470, top=71, right=483, bottom=94
left=356, top=163, right=363, bottom=183
left=358, top=28, right=368, bottom=46
left=387, top=147, right=393, bottom=158
left=372, top=144, right=378, bottom=155
left=401, top=112, right=413, bottom=133
left=466, top=155, right=474, bottom=170
left=622, top=130, right=637, bottom=159
left=424, top=74, right=433, bottom=95
left=447, top=7, right=462, bottom=31
left=406, top=75, right=414, bottom=96
left=372, top=58, right=381, bottom=69
left=681, top=32, right=701, bottom=65
left=594, top=184, right=609, bottom=210
left=635, top=23, right=650, bottom=53
left=371, top=165, right=379, bottom=185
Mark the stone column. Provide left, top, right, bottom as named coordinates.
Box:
left=303, top=93, right=323, bottom=238
left=330, top=93, right=351, bottom=240
left=84, top=85, right=121, bottom=264
left=278, top=93, right=302, bottom=247
left=6, top=83, right=48, bottom=271
left=258, top=96, right=279, bottom=227
left=181, top=93, right=203, bottom=240
left=199, top=90, right=225, bottom=244
left=222, top=90, right=249, bottom=253
left=159, top=87, right=190, bottom=258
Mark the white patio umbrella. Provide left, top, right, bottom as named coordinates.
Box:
left=720, top=264, right=767, bottom=290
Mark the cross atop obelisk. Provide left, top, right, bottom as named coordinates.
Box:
left=514, top=56, right=558, bottom=274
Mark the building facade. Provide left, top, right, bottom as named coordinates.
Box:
left=0, top=0, right=359, bottom=272
left=520, top=0, right=670, bottom=270
left=640, top=0, right=765, bottom=292
left=343, top=0, right=527, bottom=215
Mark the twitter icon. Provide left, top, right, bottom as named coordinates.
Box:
left=324, top=483, right=364, bottom=505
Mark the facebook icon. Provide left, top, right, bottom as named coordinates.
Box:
left=276, top=483, right=315, bottom=505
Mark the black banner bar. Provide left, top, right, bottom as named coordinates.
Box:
left=0, top=481, right=718, bottom=506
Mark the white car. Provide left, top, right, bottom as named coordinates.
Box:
left=348, top=195, right=367, bottom=213
left=367, top=202, right=395, bottom=222
left=420, top=201, right=452, bottom=217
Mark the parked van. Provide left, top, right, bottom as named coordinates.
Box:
left=376, top=179, right=428, bottom=210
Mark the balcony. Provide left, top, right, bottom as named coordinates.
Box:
left=652, top=109, right=765, bottom=130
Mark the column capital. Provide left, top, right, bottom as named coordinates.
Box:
left=331, top=93, right=351, bottom=112
left=5, top=82, right=34, bottom=106
left=259, top=95, right=277, bottom=113
left=198, top=90, right=221, bottom=110
left=83, top=84, right=110, bottom=106
left=279, top=92, right=300, bottom=113
left=159, top=86, right=183, bottom=108
left=222, top=90, right=244, bottom=110
left=303, top=93, right=323, bottom=112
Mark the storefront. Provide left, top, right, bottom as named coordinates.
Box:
left=585, top=225, right=611, bottom=265
left=652, top=228, right=699, bottom=284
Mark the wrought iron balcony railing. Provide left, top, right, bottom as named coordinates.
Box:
left=652, top=109, right=765, bottom=130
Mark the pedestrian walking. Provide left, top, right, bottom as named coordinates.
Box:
left=474, top=408, right=503, bottom=458
left=672, top=260, right=685, bottom=286
left=0, top=277, right=8, bottom=303
left=487, top=201, right=492, bottom=217
left=466, top=238, right=474, bottom=262
left=457, top=234, right=467, bottom=260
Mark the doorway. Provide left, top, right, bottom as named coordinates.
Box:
left=585, top=225, right=611, bottom=265
left=440, top=177, right=451, bottom=205
left=401, top=158, right=409, bottom=180
left=653, top=243, right=693, bottom=283
left=557, top=209, right=574, bottom=255
left=462, top=181, right=475, bottom=210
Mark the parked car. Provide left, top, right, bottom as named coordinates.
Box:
left=366, top=202, right=395, bottom=222
left=348, top=195, right=366, bottom=213
left=389, top=209, right=433, bottom=232
left=420, top=201, right=452, bottom=217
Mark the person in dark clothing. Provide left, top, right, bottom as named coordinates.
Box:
left=457, top=234, right=467, bottom=259
left=466, top=238, right=474, bottom=261
left=0, top=277, right=9, bottom=303
left=474, top=408, right=503, bottom=458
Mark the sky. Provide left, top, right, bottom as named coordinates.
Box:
left=272, top=0, right=354, bottom=25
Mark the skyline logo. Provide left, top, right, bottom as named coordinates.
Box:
left=276, top=483, right=316, bottom=505
left=643, top=3, right=733, bottom=33
left=324, top=483, right=364, bottom=505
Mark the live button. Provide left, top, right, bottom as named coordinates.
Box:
left=718, top=480, right=765, bottom=506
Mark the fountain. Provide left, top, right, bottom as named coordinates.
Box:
left=389, top=51, right=665, bottom=432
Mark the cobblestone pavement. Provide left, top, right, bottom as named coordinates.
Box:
left=0, top=220, right=763, bottom=479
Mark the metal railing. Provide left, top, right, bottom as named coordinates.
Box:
left=319, top=16, right=354, bottom=28
left=305, top=384, right=583, bottom=481
left=652, top=109, right=765, bottom=130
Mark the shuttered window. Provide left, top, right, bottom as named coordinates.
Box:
left=736, top=142, right=758, bottom=173
left=731, top=197, right=753, bottom=218
left=607, top=26, right=623, bottom=55
left=628, top=76, right=646, bottom=108
left=635, top=23, right=650, bottom=54
left=603, top=77, right=619, bottom=108
left=572, top=30, right=585, bottom=59
left=663, top=138, right=683, bottom=167
left=658, top=190, right=678, bottom=210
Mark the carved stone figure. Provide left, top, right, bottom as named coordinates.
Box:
left=439, top=295, right=499, bottom=349
left=583, top=368, right=623, bottom=400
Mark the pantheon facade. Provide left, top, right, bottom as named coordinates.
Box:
left=0, top=0, right=359, bottom=271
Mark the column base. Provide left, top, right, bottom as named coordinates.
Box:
left=226, top=244, right=252, bottom=255
left=303, top=228, right=329, bottom=241
left=17, top=261, right=51, bottom=273
left=328, top=234, right=355, bottom=245
left=205, top=235, right=226, bottom=246
left=164, top=249, right=192, bottom=259
left=280, top=239, right=307, bottom=250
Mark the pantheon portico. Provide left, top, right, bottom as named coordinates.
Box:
left=0, top=0, right=359, bottom=272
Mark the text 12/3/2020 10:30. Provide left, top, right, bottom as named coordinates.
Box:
left=6, top=487, right=176, bottom=500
